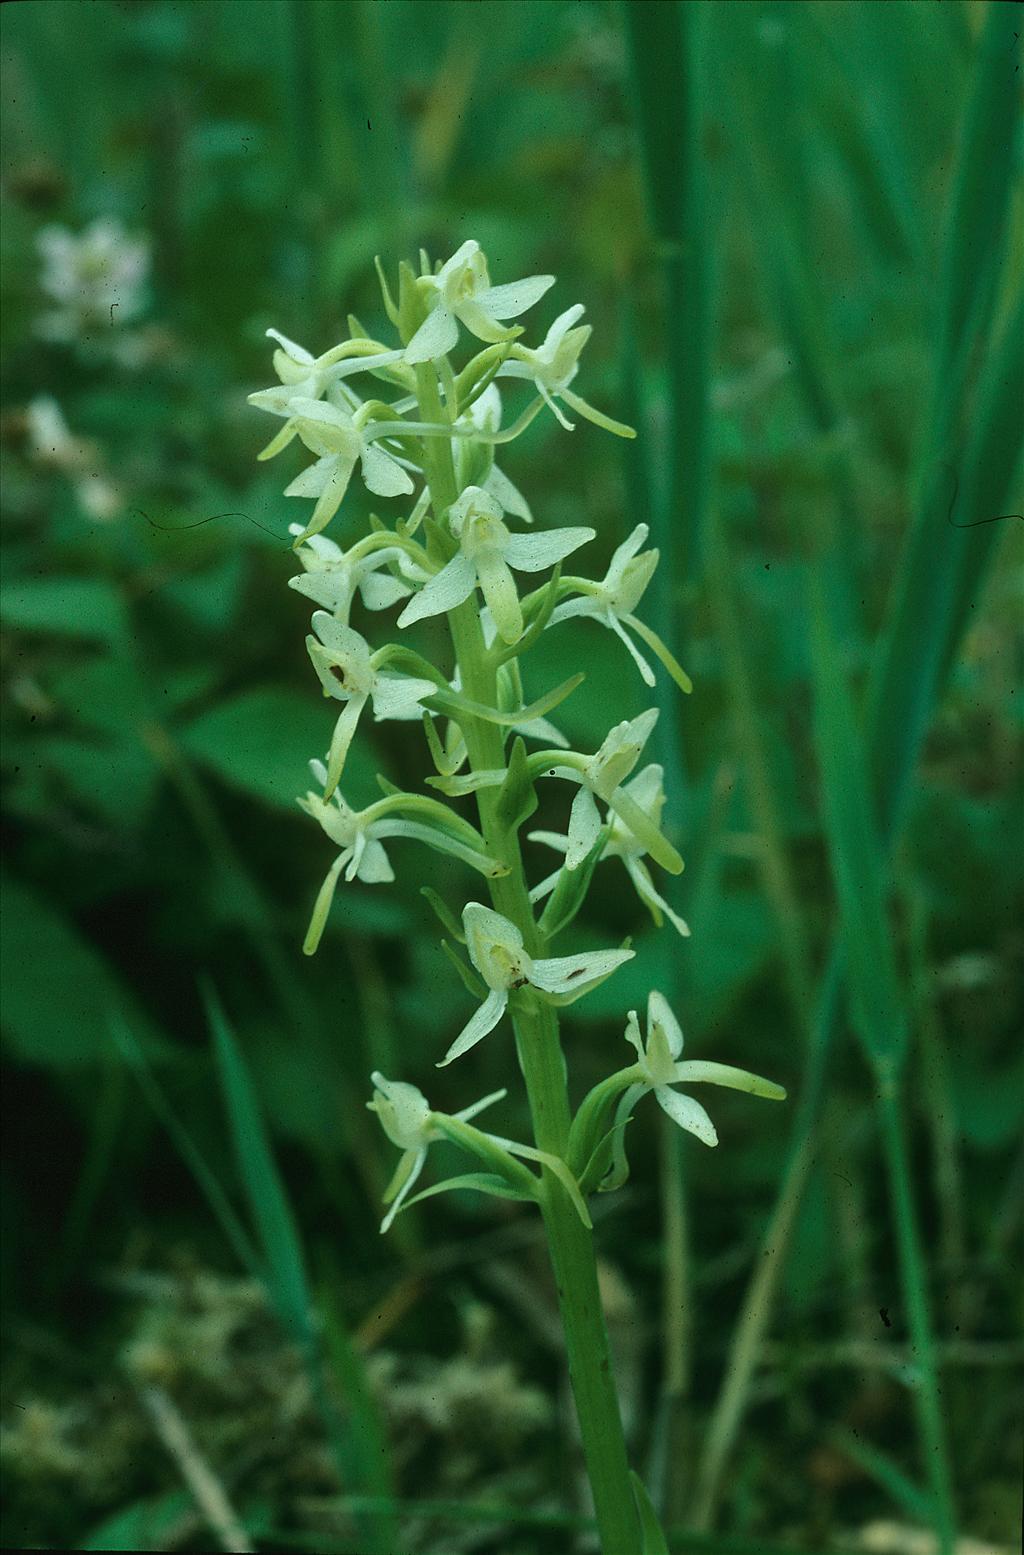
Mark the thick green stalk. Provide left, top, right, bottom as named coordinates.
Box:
left=413, top=364, right=643, bottom=1554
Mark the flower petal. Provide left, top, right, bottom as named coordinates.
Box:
left=648, top=990, right=685, bottom=1060
left=655, top=1085, right=718, bottom=1146
left=285, top=456, right=334, bottom=499
left=380, top=1147, right=427, bottom=1233
left=505, top=526, right=595, bottom=573
left=607, top=610, right=656, bottom=686
left=437, top=988, right=508, bottom=1068
left=404, top=303, right=459, bottom=364
left=397, top=552, right=477, bottom=628
left=624, top=857, right=691, bottom=938
left=565, top=786, right=603, bottom=871
left=475, top=274, right=555, bottom=320
left=528, top=945, right=634, bottom=996
left=369, top=674, right=435, bottom=721
left=355, top=838, right=395, bottom=884
left=360, top=441, right=415, bottom=497
left=485, top=463, right=532, bottom=523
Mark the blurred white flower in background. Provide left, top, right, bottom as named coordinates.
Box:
left=36, top=218, right=149, bottom=348
left=25, top=396, right=123, bottom=521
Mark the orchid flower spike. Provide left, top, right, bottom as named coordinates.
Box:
left=397, top=485, right=594, bottom=645
left=439, top=902, right=634, bottom=1068
left=248, top=329, right=404, bottom=457
left=367, top=1073, right=507, bottom=1232
left=405, top=239, right=554, bottom=364
left=606, top=992, right=786, bottom=1185
left=282, top=397, right=415, bottom=542
left=541, top=708, right=681, bottom=873
left=307, top=613, right=436, bottom=796
left=549, top=525, right=692, bottom=692
left=498, top=304, right=635, bottom=438
left=288, top=526, right=413, bottom=622
left=530, top=763, right=690, bottom=938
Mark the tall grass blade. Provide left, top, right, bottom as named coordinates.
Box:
left=203, top=984, right=313, bottom=1343
left=111, top=1016, right=261, bottom=1278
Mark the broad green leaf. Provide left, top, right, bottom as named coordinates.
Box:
left=0, top=873, right=171, bottom=1068
left=0, top=576, right=128, bottom=645
left=179, top=685, right=374, bottom=810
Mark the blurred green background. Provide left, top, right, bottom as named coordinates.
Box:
left=1, top=2, right=1021, bottom=1552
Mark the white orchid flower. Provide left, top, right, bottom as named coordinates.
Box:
left=530, top=763, right=690, bottom=938
left=439, top=902, right=634, bottom=1068
left=307, top=612, right=437, bottom=796
left=248, top=329, right=405, bottom=459
left=455, top=384, right=533, bottom=523
left=280, top=397, right=415, bottom=542
left=548, top=525, right=692, bottom=693
left=540, top=709, right=679, bottom=872
left=498, top=304, right=635, bottom=437
left=298, top=760, right=506, bottom=955
left=609, top=994, right=786, bottom=1180
left=368, top=1073, right=507, bottom=1232
left=287, top=524, right=414, bottom=622
left=405, top=240, right=554, bottom=364
left=397, top=485, right=594, bottom=645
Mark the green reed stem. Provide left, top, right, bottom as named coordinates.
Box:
left=876, top=1079, right=956, bottom=1554
left=412, top=362, right=644, bottom=1555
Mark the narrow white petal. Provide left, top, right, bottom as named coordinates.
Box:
left=404, top=304, right=459, bottom=364
left=623, top=1010, right=645, bottom=1062
left=454, top=1087, right=508, bottom=1124
left=437, top=989, right=508, bottom=1068
left=624, top=857, right=691, bottom=938
left=505, top=526, right=595, bottom=573
left=397, top=553, right=477, bottom=627
left=548, top=595, right=603, bottom=626
left=607, top=610, right=656, bottom=686
left=485, top=463, right=533, bottom=523
left=655, top=1085, right=718, bottom=1146
left=380, top=1148, right=427, bottom=1233
left=266, top=328, right=314, bottom=364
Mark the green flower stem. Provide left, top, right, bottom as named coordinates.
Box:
left=412, top=361, right=644, bottom=1555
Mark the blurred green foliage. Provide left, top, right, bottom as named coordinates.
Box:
left=1, top=2, right=1021, bottom=1552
